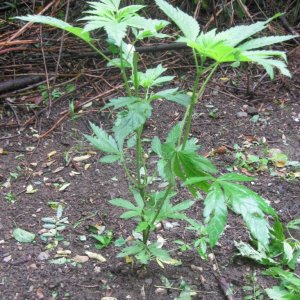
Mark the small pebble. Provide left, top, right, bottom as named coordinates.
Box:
left=236, top=111, right=248, bottom=118
left=37, top=252, right=50, bottom=261
left=155, top=288, right=167, bottom=296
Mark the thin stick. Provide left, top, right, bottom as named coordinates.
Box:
left=4, top=0, right=57, bottom=44
left=54, top=0, right=71, bottom=81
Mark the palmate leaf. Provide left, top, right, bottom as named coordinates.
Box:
left=82, top=1, right=167, bottom=46
left=235, top=241, right=277, bottom=265
left=113, top=102, right=152, bottom=144
left=203, top=183, right=227, bottom=247
left=15, top=15, right=92, bottom=42
left=156, top=1, right=296, bottom=78
left=153, top=88, right=191, bottom=107
left=104, top=96, right=141, bottom=109
left=109, top=197, right=137, bottom=210
left=85, top=122, right=121, bottom=155
left=155, top=0, right=199, bottom=41
left=148, top=243, right=171, bottom=261
left=239, top=35, right=295, bottom=51
left=220, top=181, right=272, bottom=248
left=218, top=173, right=254, bottom=182
left=136, top=64, right=173, bottom=89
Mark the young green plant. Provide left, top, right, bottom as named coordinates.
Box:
left=17, top=0, right=296, bottom=264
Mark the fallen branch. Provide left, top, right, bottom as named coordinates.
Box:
left=0, top=76, right=45, bottom=95
left=66, top=42, right=189, bottom=58
left=3, top=0, right=57, bottom=45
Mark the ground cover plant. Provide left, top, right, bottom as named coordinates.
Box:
left=6, top=0, right=298, bottom=298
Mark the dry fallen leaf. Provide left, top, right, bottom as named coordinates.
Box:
left=214, top=145, right=227, bottom=155
left=125, top=256, right=134, bottom=264
left=56, top=249, right=71, bottom=257
left=26, top=184, right=38, bottom=194
left=52, top=166, right=64, bottom=173
left=85, top=251, right=106, bottom=262
left=47, top=150, right=57, bottom=160
left=73, top=155, right=91, bottom=162
left=73, top=255, right=89, bottom=263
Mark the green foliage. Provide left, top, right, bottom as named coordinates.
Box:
left=4, top=191, right=17, bottom=203
left=155, top=0, right=200, bottom=41
left=264, top=267, right=300, bottom=299
left=13, top=228, right=35, bottom=243
left=15, top=15, right=92, bottom=42
left=155, top=0, right=297, bottom=78
left=243, top=272, right=266, bottom=300
left=16, top=0, right=295, bottom=267
left=80, top=0, right=168, bottom=46
left=40, top=205, right=69, bottom=248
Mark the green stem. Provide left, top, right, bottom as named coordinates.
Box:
left=87, top=42, right=111, bottom=62
left=182, top=62, right=219, bottom=149
left=143, top=185, right=173, bottom=244
left=119, top=47, right=132, bottom=97
left=136, top=126, right=144, bottom=190
left=122, top=159, right=139, bottom=188
left=178, top=50, right=202, bottom=147
left=132, top=52, right=139, bottom=97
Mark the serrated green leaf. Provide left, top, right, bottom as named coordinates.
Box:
left=120, top=210, right=141, bottom=219
left=13, top=228, right=35, bottom=243
left=265, top=286, right=290, bottom=300
left=239, top=35, right=296, bottom=51
left=100, top=154, right=120, bottom=163
left=104, top=96, right=140, bottom=109
left=287, top=219, right=300, bottom=230
left=155, top=0, right=200, bottom=41
left=148, top=243, right=171, bottom=261
left=221, top=182, right=272, bottom=247
left=172, top=200, right=195, bottom=212
left=264, top=267, right=300, bottom=288
left=81, top=0, right=165, bottom=46
left=204, top=184, right=227, bottom=247
left=218, top=173, right=255, bottom=182
left=113, top=102, right=152, bottom=144
left=85, top=122, right=120, bottom=155
left=151, top=136, right=163, bottom=156
left=117, top=241, right=145, bottom=257
left=166, top=122, right=183, bottom=146
left=16, top=15, right=92, bottom=42
left=235, top=241, right=277, bottom=265
left=153, top=88, right=192, bottom=107
left=184, top=176, right=215, bottom=186
left=109, top=198, right=136, bottom=210
left=136, top=64, right=170, bottom=89
left=132, top=189, right=144, bottom=209
left=136, top=221, right=149, bottom=232
left=177, top=150, right=217, bottom=175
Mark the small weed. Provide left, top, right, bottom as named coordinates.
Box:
left=243, top=272, right=265, bottom=300
left=40, top=205, right=69, bottom=249
left=69, top=100, right=79, bottom=120
left=4, top=192, right=17, bottom=203
left=17, top=0, right=295, bottom=267
left=88, top=224, right=113, bottom=249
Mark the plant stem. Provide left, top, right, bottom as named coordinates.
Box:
left=182, top=62, right=219, bottom=149
left=136, top=126, right=144, bottom=192
left=87, top=42, right=111, bottom=62
left=119, top=47, right=132, bottom=97
left=143, top=185, right=172, bottom=244
left=132, top=52, right=139, bottom=97
left=122, top=159, right=139, bottom=188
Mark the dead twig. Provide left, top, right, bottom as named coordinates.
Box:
left=38, top=84, right=123, bottom=139
left=3, top=0, right=57, bottom=46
